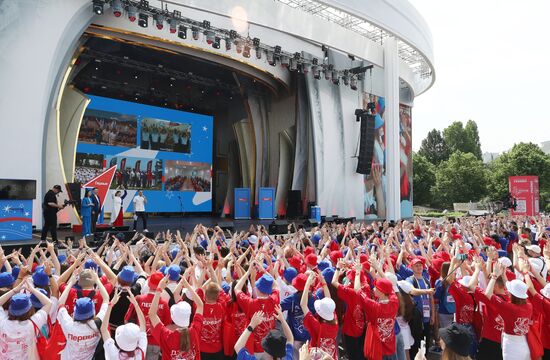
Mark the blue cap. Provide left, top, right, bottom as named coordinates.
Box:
left=170, top=247, right=179, bottom=259
left=84, top=259, right=98, bottom=271
left=322, top=267, right=335, bottom=283
left=200, top=239, right=208, bottom=249
left=168, top=265, right=181, bottom=281
left=255, top=274, right=274, bottom=295
left=58, top=255, right=67, bottom=264
left=30, top=288, right=48, bottom=309
left=221, top=282, right=230, bottom=294
left=11, top=266, right=19, bottom=280
left=413, top=249, right=422, bottom=256
left=9, top=294, right=32, bottom=316
left=283, top=267, right=298, bottom=283
left=241, top=240, right=250, bottom=248
left=74, top=297, right=95, bottom=321
left=0, top=272, right=14, bottom=288
left=159, top=266, right=167, bottom=275
left=498, top=250, right=508, bottom=258
left=118, top=266, right=136, bottom=284
left=318, top=261, right=331, bottom=272
left=311, top=232, right=321, bottom=245
left=32, top=270, right=49, bottom=287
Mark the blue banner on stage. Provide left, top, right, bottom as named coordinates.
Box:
left=258, top=187, right=275, bottom=219
left=234, top=188, right=250, bottom=219
left=0, top=200, right=32, bottom=241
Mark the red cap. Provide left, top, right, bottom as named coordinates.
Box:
left=431, top=258, right=445, bottom=272
left=148, top=272, right=164, bottom=290
left=374, top=278, right=394, bottom=295
left=438, top=252, right=451, bottom=262
left=305, top=254, right=318, bottom=267
left=304, top=246, right=315, bottom=257
left=452, top=234, right=462, bottom=240
left=409, top=258, right=424, bottom=268
left=288, top=255, right=302, bottom=269
left=329, top=241, right=340, bottom=252
left=292, top=273, right=308, bottom=291
left=359, top=253, right=369, bottom=264
left=483, top=237, right=494, bottom=246
left=520, top=234, right=529, bottom=239
left=413, top=228, right=422, bottom=237
left=433, top=238, right=441, bottom=248
left=329, top=250, right=343, bottom=265
left=451, top=228, right=457, bottom=235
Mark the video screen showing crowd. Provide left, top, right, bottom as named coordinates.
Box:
left=31, top=197, right=550, bottom=360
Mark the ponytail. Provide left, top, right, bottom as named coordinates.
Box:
left=178, top=327, right=190, bottom=352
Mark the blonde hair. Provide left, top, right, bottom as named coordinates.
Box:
left=442, top=347, right=471, bottom=360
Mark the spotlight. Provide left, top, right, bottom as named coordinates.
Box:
left=203, top=20, right=211, bottom=29
left=243, top=43, right=251, bottom=58
left=169, top=18, right=178, bottom=33
left=267, top=51, right=276, bottom=66
left=111, top=0, right=122, bottom=17
left=229, top=30, right=238, bottom=39
left=206, top=31, right=215, bottom=45
left=178, top=25, right=187, bottom=39
left=280, top=56, right=289, bottom=67
left=332, top=70, right=339, bottom=85
left=312, top=65, right=321, bottom=79
left=92, top=0, right=103, bottom=15
left=289, top=58, right=297, bottom=71
left=192, top=27, right=199, bottom=40
left=127, top=5, right=137, bottom=21
left=350, top=76, right=358, bottom=90
left=301, top=63, right=309, bottom=74
left=154, top=14, right=164, bottom=29
left=235, top=39, right=243, bottom=54
left=252, top=37, right=260, bottom=47
left=324, top=65, right=333, bottom=81
left=138, top=13, right=148, bottom=28
left=255, top=47, right=262, bottom=59
left=225, top=38, right=232, bottom=51
left=342, top=70, right=350, bottom=86
left=213, top=37, right=221, bottom=49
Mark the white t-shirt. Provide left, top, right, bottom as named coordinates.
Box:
left=0, top=308, right=48, bottom=360
left=133, top=196, right=146, bottom=212
left=58, top=303, right=108, bottom=360
left=103, top=332, right=147, bottom=360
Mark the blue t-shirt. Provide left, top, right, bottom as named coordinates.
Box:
left=407, top=275, right=432, bottom=323
left=434, top=279, right=455, bottom=314
left=281, top=292, right=316, bottom=342
left=237, top=343, right=294, bottom=360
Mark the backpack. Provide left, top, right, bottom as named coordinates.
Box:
left=438, top=282, right=456, bottom=314
left=164, top=287, right=176, bottom=307
left=44, top=320, right=66, bottom=360
left=32, top=320, right=49, bottom=360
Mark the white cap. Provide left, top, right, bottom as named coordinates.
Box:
left=397, top=280, right=414, bottom=294
left=506, top=279, right=528, bottom=299
left=529, top=258, right=543, bottom=274
left=541, top=283, right=550, bottom=299
left=498, top=257, right=512, bottom=268
left=115, top=323, right=141, bottom=351
left=385, top=272, right=399, bottom=292
left=526, top=245, right=542, bottom=254
left=261, top=235, right=270, bottom=244
left=458, top=276, right=472, bottom=288
left=464, top=243, right=473, bottom=251
left=314, top=298, right=335, bottom=321
left=249, top=235, right=258, bottom=245
left=171, top=301, right=192, bottom=327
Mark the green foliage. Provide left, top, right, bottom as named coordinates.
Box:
left=487, top=142, right=550, bottom=201
left=418, top=129, right=449, bottom=165
left=431, top=151, right=488, bottom=208
left=464, top=120, right=483, bottom=160
left=442, top=121, right=483, bottom=160
left=412, top=153, right=436, bottom=206
left=414, top=211, right=466, bottom=218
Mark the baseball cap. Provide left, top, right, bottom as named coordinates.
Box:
left=53, top=185, right=63, bottom=192
left=526, top=245, right=542, bottom=254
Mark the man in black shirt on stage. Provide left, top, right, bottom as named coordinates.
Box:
left=41, top=185, right=66, bottom=242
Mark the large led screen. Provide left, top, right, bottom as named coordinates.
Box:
left=75, top=95, right=213, bottom=212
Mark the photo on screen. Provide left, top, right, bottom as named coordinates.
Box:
left=164, top=161, right=211, bottom=192
left=106, top=156, right=163, bottom=190
left=140, top=118, right=191, bottom=153
left=74, top=153, right=105, bottom=184
left=78, top=109, right=137, bottom=147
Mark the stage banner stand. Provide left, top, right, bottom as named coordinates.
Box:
left=234, top=188, right=251, bottom=219
left=258, top=187, right=275, bottom=220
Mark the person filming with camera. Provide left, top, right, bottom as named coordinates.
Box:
left=41, top=184, right=66, bottom=243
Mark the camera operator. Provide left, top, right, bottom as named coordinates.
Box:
left=41, top=184, right=66, bottom=242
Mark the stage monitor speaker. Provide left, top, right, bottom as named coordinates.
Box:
left=304, top=219, right=319, bottom=229
left=217, top=221, right=235, bottom=233
left=269, top=220, right=288, bottom=234
left=356, top=113, right=375, bottom=175
left=112, top=226, right=130, bottom=232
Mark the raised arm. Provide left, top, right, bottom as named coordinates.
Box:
left=234, top=311, right=264, bottom=354
left=101, top=289, right=121, bottom=341
left=300, top=273, right=315, bottom=315
left=127, top=291, right=146, bottom=332
left=275, top=305, right=294, bottom=344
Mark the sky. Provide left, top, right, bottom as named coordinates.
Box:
left=409, top=0, right=550, bottom=154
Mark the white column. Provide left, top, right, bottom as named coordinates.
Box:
left=384, top=37, right=401, bottom=220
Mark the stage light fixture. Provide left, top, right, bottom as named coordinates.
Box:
left=280, top=56, right=289, bottom=67
left=206, top=31, right=215, bottom=45
left=203, top=20, right=211, bottom=29
left=111, top=0, right=122, bottom=17
left=350, top=76, right=358, bottom=90
left=255, top=47, right=262, bottom=59
left=252, top=37, right=260, bottom=47
left=312, top=65, right=320, bottom=79
left=225, top=38, right=232, bottom=51
left=267, top=51, right=276, bottom=66
left=243, top=43, right=251, bottom=58
left=192, top=27, right=199, bottom=40
left=127, top=5, right=137, bottom=21
left=154, top=14, right=164, bottom=29
left=324, top=65, right=333, bottom=81
left=138, top=13, right=148, bottom=28
left=177, top=25, right=187, bottom=39
left=289, top=58, right=297, bottom=71
left=301, top=63, right=309, bottom=74
left=342, top=70, right=350, bottom=86
left=169, top=18, right=178, bottom=33
left=332, top=70, right=339, bottom=85
left=92, top=0, right=104, bottom=15
left=235, top=39, right=243, bottom=54
left=213, top=37, right=221, bottom=49
left=229, top=30, right=238, bottom=39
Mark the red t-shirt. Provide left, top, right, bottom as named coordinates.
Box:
left=303, top=312, right=339, bottom=360
left=359, top=292, right=399, bottom=356
left=226, top=300, right=247, bottom=337
left=60, top=283, right=113, bottom=315
left=337, top=285, right=366, bottom=337
left=151, top=313, right=203, bottom=360
left=448, top=281, right=474, bottom=325
left=124, top=293, right=172, bottom=346
left=236, top=290, right=280, bottom=353
left=196, top=288, right=226, bottom=353
left=491, top=294, right=533, bottom=335
left=530, top=294, right=550, bottom=349
left=473, top=288, right=507, bottom=343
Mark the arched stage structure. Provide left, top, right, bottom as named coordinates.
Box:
left=0, top=0, right=435, bottom=230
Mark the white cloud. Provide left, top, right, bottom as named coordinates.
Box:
left=410, top=0, right=550, bottom=153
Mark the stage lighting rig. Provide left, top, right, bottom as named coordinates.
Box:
left=267, top=51, right=276, bottom=66
left=92, top=0, right=104, bottom=15
left=178, top=25, right=187, bottom=39
left=191, top=27, right=200, bottom=40
left=127, top=5, right=137, bottom=21
left=235, top=39, right=243, bottom=54
left=311, top=58, right=321, bottom=79
left=280, top=55, right=290, bottom=68
left=242, top=43, right=251, bottom=58
left=289, top=58, right=297, bottom=71
left=154, top=13, right=164, bottom=29
left=111, top=0, right=122, bottom=17
left=342, top=70, right=350, bottom=86
left=229, top=30, right=238, bottom=39
left=169, top=18, right=178, bottom=33
left=332, top=69, right=339, bottom=85
left=324, top=64, right=333, bottom=81
left=213, top=37, right=221, bottom=49
left=225, top=38, right=232, bottom=51
left=350, top=76, right=358, bottom=90
left=138, top=13, right=148, bottom=28
left=203, top=20, right=211, bottom=29
left=206, top=31, right=215, bottom=44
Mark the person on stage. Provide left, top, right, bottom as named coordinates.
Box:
left=132, top=190, right=148, bottom=232
left=41, top=184, right=66, bottom=242
left=91, top=187, right=101, bottom=233
left=81, top=190, right=93, bottom=236
left=110, top=185, right=127, bottom=227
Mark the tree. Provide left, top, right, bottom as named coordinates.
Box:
left=487, top=142, right=550, bottom=201
left=464, top=120, right=483, bottom=160
left=418, top=129, right=449, bottom=165
left=412, top=153, right=436, bottom=206
left=431, top=151, right=488, bottom=208
left=442, top=120, right=483, bottom=160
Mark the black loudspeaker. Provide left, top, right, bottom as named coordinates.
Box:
left=356, top=113, right=375, bottom=175
left=304, top=219, right=319, bottom=229
left=112, top=226, right=130, bottom=232
left=269, top=220, right=288, bottom=234
left=288, top=190, right=301, bottom=201
left=286, top=190, right=302, bottom=219
left=217, top=221, right=235, bottom=232
left=66, top=182, right=82, bottom=212
left=322, top=216, right=335, bottom=224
